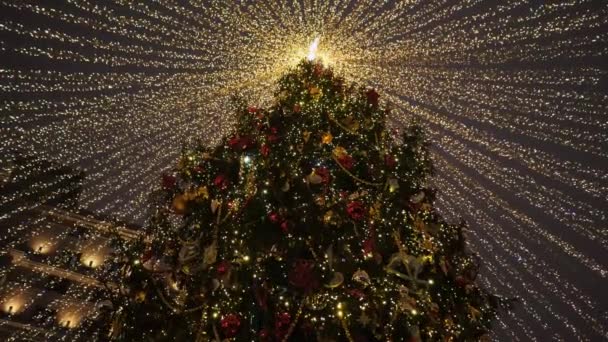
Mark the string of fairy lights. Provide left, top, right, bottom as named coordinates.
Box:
left=0, top=0, right=606, bottom=340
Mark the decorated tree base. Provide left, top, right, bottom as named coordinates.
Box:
left=109, top=60, right=507, bottom=341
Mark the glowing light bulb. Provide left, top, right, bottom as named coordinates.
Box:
left=307, top=37, right=320, bottom=61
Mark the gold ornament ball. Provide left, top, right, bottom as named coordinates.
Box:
left=134, top=290, right=147, bottom=303
left=172, top=194, right=188, bottom=214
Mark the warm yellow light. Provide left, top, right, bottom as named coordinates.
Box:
left=2, top=298, right=25, bottom=315
left=29, top=236, right=55, bottom=255
left=307, top=37, right=320, bottom=61
left=58, top=313, right=81, bottom=328
left=81, top=253, right=104, bottom=268
left=57, top=307, right=85, bottom=329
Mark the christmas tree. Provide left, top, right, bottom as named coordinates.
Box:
left=108, top=59, right=505, bottom=341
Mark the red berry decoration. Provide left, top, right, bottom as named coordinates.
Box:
left=220, top=314, right=241, bottom=338
left=347, top=201, right=365, bottom=221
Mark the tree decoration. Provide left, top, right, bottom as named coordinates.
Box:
left=108, top=60, right=506, bottom=341
left=352, top=269, right=371, bottom=287
left=213, top=174, right=230, bottom=190
left=365, top=88, right=380, bottom=105
left=220, top=314, right=241, bottom=338
left=346, top=201, right=366, bottom=221
left=327, top=271, right=345, bottom=288
left=289, top=259, right=320, bottom=293
left=308, top=167, right=331, bottom=185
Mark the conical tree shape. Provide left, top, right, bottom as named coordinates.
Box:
left=110, top=60, right=504, bottom=341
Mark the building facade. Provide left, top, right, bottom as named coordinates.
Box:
left=0, top=155, right=141, bottom=341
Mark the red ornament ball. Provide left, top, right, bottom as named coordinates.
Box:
left=347, top=201, right=366, bottom=221
left=220, top=314, right=241, bottom=338
left=213, top=174, right=229, bottom=190
left=216, top=260, right=231, bottom=276
left=268, top=212, right=281, bottom=223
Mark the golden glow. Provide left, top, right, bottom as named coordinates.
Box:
left=81, top=253, right=104, bottom=268
left=2, top=296, right=26, bottom=315
left=30, top=239, right=54, bottom=254
left=57, top=311, right=83, bottom=328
